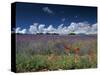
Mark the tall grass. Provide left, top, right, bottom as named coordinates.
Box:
left=16, top=53, right=97, bottom=72
left=16, top=35, right=97, bottom=72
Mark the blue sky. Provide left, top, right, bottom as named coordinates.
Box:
left=13, top=2, right=97, bottom=34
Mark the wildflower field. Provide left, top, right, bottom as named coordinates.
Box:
left=16, top=34, right=97, bottom=72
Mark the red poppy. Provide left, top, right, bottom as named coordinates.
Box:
left=64, top=45, right=70, bottom=55
left=74, top=48, right=80, bottom=54
left=64, top=45, right=70, bottom=50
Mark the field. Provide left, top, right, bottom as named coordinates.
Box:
left=16, top=34, right=97, bottom=72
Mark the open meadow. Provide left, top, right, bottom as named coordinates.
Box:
left=16, top=34, right=97, bottom=72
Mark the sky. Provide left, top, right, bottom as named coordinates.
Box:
left=13, top=2, right=97, bottom=35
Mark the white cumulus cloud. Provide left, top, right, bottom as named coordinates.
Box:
left=15, top=27, right=21, bottom=33
left=67, top=22, right=91, bottom=34
left=44, top=25, right=56, bottom=34
left=38, top=24, right=45, bottom=33
left=14, top=22, right=97, bottom=35
left=28, top=23, right=38, bottom=34
left=15, top=27, right=27, bottom=34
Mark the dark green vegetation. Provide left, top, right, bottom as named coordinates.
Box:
left=68, top=32, right=76, bottom=35
left=16, top=34, right=97, bottom=72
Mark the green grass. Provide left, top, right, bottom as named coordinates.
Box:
left=16, top=35, right=97, bottom=72
left=16, top=53, right=97, bottom=72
